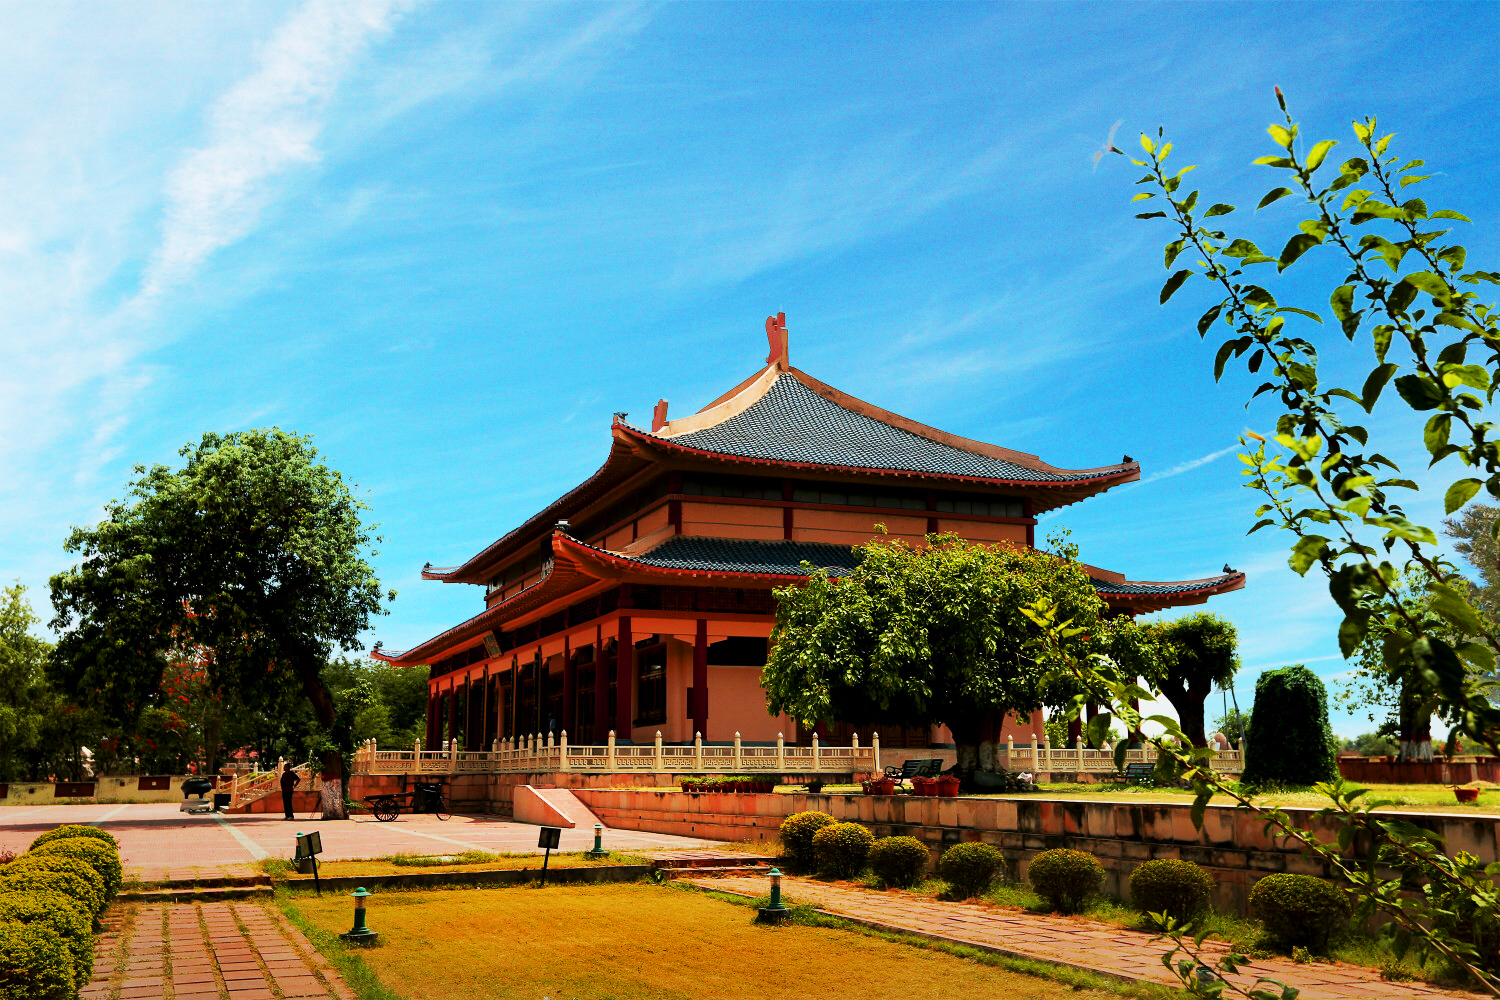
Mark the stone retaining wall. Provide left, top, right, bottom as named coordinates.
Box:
left=571, top=788, right=1500, bottom=913
left=1337, top=756, right=1500, bottom=785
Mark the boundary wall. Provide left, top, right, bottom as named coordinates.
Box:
left=0, top=775, right=216, bottom=806
left=1337, top=756, right=1500, bottom=785
left=570, top=788, right=1500, bottom=914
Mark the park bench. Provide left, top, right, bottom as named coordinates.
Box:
left=884, top=757, right=944, bottom=792
left=1108, top=762, right=1155, bottom=785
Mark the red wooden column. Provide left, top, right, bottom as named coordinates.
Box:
left=447, top=678, right=457, bottom=746
left=692, top=619, right=709, bottom=739
left=563, top=635, right=577, bottom=737
left=616, top=615, right=633, bottom=739
left=594, top=624, right=609, bottom=743
left=427, top=691, right=438, bottom=749
left=534, top=647, right=544, bottom=735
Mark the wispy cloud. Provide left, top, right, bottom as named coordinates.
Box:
left=142, top=0, right=413, bottom=298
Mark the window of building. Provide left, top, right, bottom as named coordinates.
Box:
left=635, top=642, right=667, bottom=725
left=707, top=636, right=768, bottom=666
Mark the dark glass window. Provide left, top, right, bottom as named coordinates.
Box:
left=635, top=643, right=667, bottom=725
left=707, top=636, right=768, bottom=666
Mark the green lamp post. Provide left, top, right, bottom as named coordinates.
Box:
left=586, top=822, right=608, bottom=859
left=340, top=887, right=379, bottom=945
left=757, top=868, right=791, bottom=924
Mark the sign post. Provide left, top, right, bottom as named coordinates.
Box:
left=295, top=830, right=324, bottom=896
left=537, top=826, right=561, bottom=887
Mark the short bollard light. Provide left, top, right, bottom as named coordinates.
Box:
left=586, top=822, right=608, bottom=858
left=757, top=867, right=791, bottom=924
left=340, top=887, right=379, bottom=946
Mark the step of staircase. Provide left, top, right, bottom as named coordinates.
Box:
left=647, top=852, right=777, bottom=871
left=118, top=884, right=274, bottom=903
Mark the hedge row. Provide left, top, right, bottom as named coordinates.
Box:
left=0, top=824, right=122, bottom=999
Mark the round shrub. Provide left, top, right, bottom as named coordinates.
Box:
left=938, top=842, right=1004, bottom=899
left=0, top=856, right=105, bottom=915
left=811, top=822, right=875, bottom=879
left=0, top=918, right=76, bottom=1000
left=32, top=838, right=122, bottom=901
left=779, top=811, right=834, bottom=869
left=868, top=837, right=928, bottom=889
left=1028, top=848, right=1105, bottom=914
left=1249, top=873, right=1350, bottom=951
left=1130, top=859, right=1214, bottom=923
left=0, top=891, right=94, bottom=987
left=1241, top=665, right=1338, bottom=789
left=29, top=825, right=118, bottom=853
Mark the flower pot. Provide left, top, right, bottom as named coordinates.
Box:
left=912, top=777, right=937, bottom=796
left=937, top=776, right=961, bottom=797
left=1455, top=787, right=1480, bottom=803
left=872, top=778, right=895, bottom=795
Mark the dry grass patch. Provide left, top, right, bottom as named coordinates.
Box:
left=274, top=850, right=643, bottom=881
left=292, top=883, right=1120, bottom=1000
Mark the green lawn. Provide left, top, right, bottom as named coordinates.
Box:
left=263, top=849, right=645, bottom=881
left=286, top=882, right=1141, bottom=1000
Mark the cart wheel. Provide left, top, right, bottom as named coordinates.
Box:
left=433, top=793, right=450, bottom=821
left=373, top=798, right=400, bottom=823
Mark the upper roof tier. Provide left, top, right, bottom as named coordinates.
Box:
left=423, top=316, right=1139, bottom=586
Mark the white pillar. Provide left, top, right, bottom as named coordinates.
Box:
left=559, top=731, right=570, bottom=773
left=776, top=732, right=786, bottom=771
left=811, top=732, right=820, bottom=772
left=872, top=732, right=881, bottom=774
left=654, top=731, right=663, bottom=772
left=694, top=732, right=703, bottom=771
left=607, top=730, right=616, bottom=769
left=1007, top=733, right=1015, bottom=768
left=733, top=731, right=742, bottom=770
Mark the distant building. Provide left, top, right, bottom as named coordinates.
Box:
left=375, top=315, right=1243, bottom=752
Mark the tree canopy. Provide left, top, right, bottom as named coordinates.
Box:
left=763, top=532, right=1106, bottom=776
left=48, top=429, right=390, bottom=817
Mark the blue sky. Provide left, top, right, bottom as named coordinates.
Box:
left=3, top=1, right=1497, bottom=738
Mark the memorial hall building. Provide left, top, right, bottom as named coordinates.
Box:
left=375, top=315, right=1244, bottom=754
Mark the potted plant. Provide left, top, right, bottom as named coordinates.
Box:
left=936, top=774, right=961, bottom=797
left=1454, top=786, right=1480, bottom=803
left=872, top=776, right=895, bottom=795
left=806, top=778, right=825, bottom=794
left=912, top=776, right=937, bottom=796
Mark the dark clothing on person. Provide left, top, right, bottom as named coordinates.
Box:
left=280, top=768, right=300, bottom=820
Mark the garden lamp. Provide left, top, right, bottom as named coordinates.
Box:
left=340, top=887, right=379, bottom=945
left=586, top=822, right=608, bottom=858
left=758, top=867, right=791, bottom=924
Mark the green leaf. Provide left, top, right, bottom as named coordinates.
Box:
left=1360, top=363, right=1397, bottom=411
left=1276, top=306, right=1322, bottom=324
left=1289, top=535, right=1330, bottom=576
left=1402, top=270, right=1452, bottom=299
left=1369, top=515, right=1438, bottom=544
left=1444, top=478, right=1482, bottom=514
left=1140, top=133, right=1155, bottom=155
left=1197, top=303, right=1225, bottom=337
left=1439, top=363, right=1490, bottom=391
left=1305, top=139, right=1338, bottom=171
left=1253, top=155, right=1293, bottom=168
left=1160, top=270, right=1191, bottom=304
left=1428, top=585, right=1485, bottom=640
left=1204, top=204, right=1235, bottom=217
left=1135, top=211, right=1167, bottom=219
left=1372, top=324, right=1393, bottom=363
left=1213, top=339, right=1240, bottom=381
left=1164, top=239, right=1186, bottom=269
left=1386, top=280, right=1420, bottom=315
left=1438, top=246, right=1467, bottom=272
left=1114, top=740, right=1129, bottom=773
left=1430, top=209, right=1471, bottom=222
left=1257, top=187, right=1294, bottom=210
left=1399, top=174, right=1431, bottom=187
left=1278, top=233, right=1321, bottom=272
left=1131, top=192, right=1154, bottom=202
left=1424, top=413, right=1452, bottom=455
left=1267, top=124, right=1293, bottom=149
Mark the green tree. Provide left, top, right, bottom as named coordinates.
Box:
left=763, top=532, right=1105, bottom=782
left=48, top=429, right=391, bottom=818
left=1240, top=664, right=1339, bottom=788
left=0, top=584, right=55, bottom=782
left=1343, top=732, right=1398, bottom=757
left=1154, top=614, right=1239, bottom=748
left=1444, top=503, right=1500, bottom=623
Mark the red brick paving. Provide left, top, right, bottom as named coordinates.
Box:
left=688, top=873, right=1490, bottom=1000
left=81, top=901, right=349, bottom=1000
left=0, top=802, right=714, bottom=881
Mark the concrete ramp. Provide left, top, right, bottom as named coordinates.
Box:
left=512, top=785, right=604, bottom=830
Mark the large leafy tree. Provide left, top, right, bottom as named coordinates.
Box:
left=0, top=583, right=59, bottom=782
left=763, top=532, right=1105, bottom=780
left=1153, top=613, right=1239, bottom=748
left=49, top=429, right=390, bottom=818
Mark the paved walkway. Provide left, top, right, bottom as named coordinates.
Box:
left=0, top=803, right=715, bottom=880
left=687, top=874, right=1489, bottom=1000
left=81, top=901, right=352, bottom=1000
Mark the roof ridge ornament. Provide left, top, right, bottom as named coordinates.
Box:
left=652, top=399, right=669, bottom=432
left=765, top=312, right=789, bottom=370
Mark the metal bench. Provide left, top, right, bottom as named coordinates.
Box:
left=1110, top=762, right=1155, bottom=785
left=884, top=757, right=944, bottom=792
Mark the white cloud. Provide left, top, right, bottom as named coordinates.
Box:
left=142, top=0, right=413, bottom=298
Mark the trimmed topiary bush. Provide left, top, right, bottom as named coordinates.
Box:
left=867, top=837, right=928, bottom=889
left=32, top=838, right=122, bottom=901
left=1240, top=665, right=1338, bottom=789
left=0, top=856, right=106, bottom=916
left=937, top=842, right=1004, bottom=899
left=1129, top=859, right=1214, bottom=923
left=779, top=811, right=834, bottom=869
left=811, top=822, right=875, bottom=879
left=1028, top=848, right=1105, bottom=914
left=29, top=825, right=118, bottom=853
left=1249, top=873, right=1350, bottom=951
left=0, top=891, right=94, bottom=988
left=0, top=918, right=76, bottom=1000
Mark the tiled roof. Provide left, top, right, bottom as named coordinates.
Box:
left=652, top=373, right=1103, bottom=482
left=1089, top=577, right=1236, bottom=596
left=624, top=536, right=858, bottom=576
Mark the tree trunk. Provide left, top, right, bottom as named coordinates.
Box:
left=296, top=658, right=348, bottom=820
left=1397, top=677, right=1434, bottom=763
left=1159, top=677, right=1212, bottom=747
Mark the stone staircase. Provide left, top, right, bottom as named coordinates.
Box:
left=642, top=850, right=778, bottom=879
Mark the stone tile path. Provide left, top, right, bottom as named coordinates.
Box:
left=687, top=874, right=1489, bottom=1000
left=80, top=901, right=351, bottom=1000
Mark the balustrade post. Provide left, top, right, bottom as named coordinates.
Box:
left=733, top=732, right=742, bottom=770
left=607, top=730, right=616, bottom=769
left=776, top=732, right=786, bottom=771
left=414, top=738, right=421, bottom=758
left=559, top=731, right=570, bottom=773
left=694, top=732, right=703, bottom=771
left=450, top=736, right=459, bottom=774
left=872, top=732, right=880, bottom=773
left=811, top=732, right=820, bottom=772
left=1007, top=733, right=1014, bottom=769
left=654, top=731, right=663, bottom=772
left=1042, top=735, right=1051, bottom=778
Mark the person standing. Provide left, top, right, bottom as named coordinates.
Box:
left=280, top=764, right=301, bottom=820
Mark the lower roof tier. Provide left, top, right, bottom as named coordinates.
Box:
left=374, top=532, right=1245, bottom=670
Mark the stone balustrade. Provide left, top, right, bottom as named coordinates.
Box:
left=996, top=735, right=1245, bottom=776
